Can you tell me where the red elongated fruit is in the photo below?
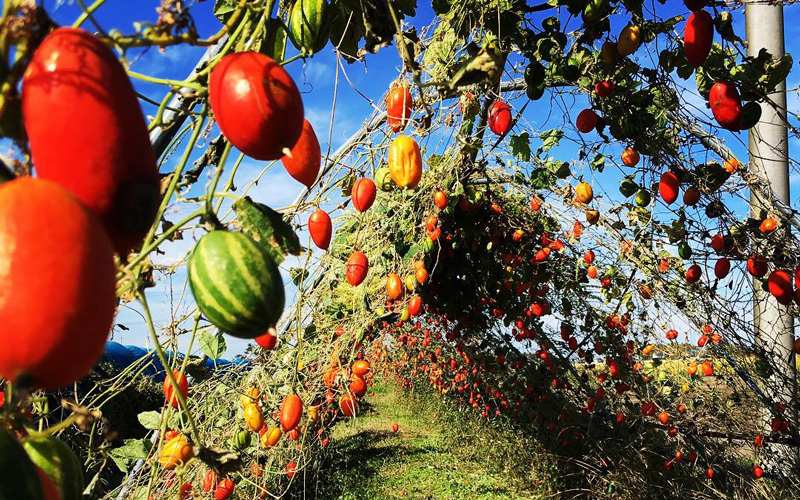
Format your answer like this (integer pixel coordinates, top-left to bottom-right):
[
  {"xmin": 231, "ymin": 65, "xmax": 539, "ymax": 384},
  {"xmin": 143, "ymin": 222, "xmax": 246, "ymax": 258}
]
[
  {"xmin": 22, "ymin": 27, "xmax": 159, "ymax": 256},
  {"xmin": 576, "ymin": 109, "xmax": 598, "ymax": 133},
  {"xmin": 709, "ymin": 82, "xmax": 742, "ymax": 131},
  {"xmin": 714, "ymin": 258, "xmax": 730, "ymax": 279},
  {"xmin": 434, "ymin": 190, "xmax": 448, "ymax": 209},
  {"xmin": 280, "ymin": 394, "xmax": 303, "ymax": 431},
  {"xmin": 659, "ymin": 171, "xmax": 679, "ymax": 204},
  {"xmin": 213, "ymin": 478, "xmax": 235, "ymax": 500},
  {"xmin": 684, "ymin": 10, "xmax": 713, "ymax": 68},
  {"xmin": 255, "ymin": 331, "xmax": 277, "ymax": 350},
  {"xmin": 747, "ymin": 255, "xmax": 769, "ymax": 277},
  {"xmin": 0, "ymin": 178, "xmax": 116, "ymax": 389},
  {"xmin": 409, "ymin": 296, "xmax": 422, "ymax": 316},
  {"xmin": 488, "ymin": 101, "xmax": 512, "ymax": 135},
  {"xmin": 351, "ymin": 178, "xmax": 376, "ymax": 212},
  {"xmin": 346, "ymin": 251, "xmax": 369, "ymax": 286},
  {"xmin": 795, "ymin": 263, "xmax": 800, "ymax": 289},
  {"xmin": 308, "ymin": 209, "xmax": 332, "ymax": 250},
  {"xmin": 686, "ymin": 264, "xmax": 702, "ymax": 283},
  {"xmin": 281, "ymin": 119, "xmax": 321, "ymax": 188},
  {"xmin": 386, "ymin": 84, "xmax": 413, "ymax": 132},
  {"xmin": 163, "ymin": 370, "xmax": 189, "ymax": 409},
  {"xmin": 768, "ymin": 270, "xmax": 793, "ymax": 305},
  {"xmin": 595, "ymin": 81, "xmax": 614, "ymax": 98},
  {"xmin": 209, "ymin": 52, "xmax": 304, "ymax": 160}
]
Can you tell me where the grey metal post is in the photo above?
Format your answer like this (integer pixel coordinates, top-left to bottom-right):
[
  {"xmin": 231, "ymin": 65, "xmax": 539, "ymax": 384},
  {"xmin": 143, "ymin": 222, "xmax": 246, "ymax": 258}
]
[{"xmin": 745, "ymin": 0, "xmax": 797, "ymax": 471}]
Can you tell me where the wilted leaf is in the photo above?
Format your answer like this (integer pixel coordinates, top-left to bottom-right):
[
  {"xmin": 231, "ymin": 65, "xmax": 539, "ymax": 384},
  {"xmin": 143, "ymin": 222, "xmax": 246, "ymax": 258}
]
[{"xmin": 233, "ymin": 197, "xmax": 302, "ymax": 264}]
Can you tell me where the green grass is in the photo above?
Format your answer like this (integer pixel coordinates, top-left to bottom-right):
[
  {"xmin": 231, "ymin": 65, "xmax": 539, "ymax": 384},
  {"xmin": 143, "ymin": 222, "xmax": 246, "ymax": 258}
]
[{"xmin": 313, "ymin": 384, "xmax": 539, "ymax": 500}]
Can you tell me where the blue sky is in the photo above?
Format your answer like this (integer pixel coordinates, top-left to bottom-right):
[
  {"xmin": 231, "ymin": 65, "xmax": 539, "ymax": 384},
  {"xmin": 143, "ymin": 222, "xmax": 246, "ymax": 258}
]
[{"xmin": 40, "ymin": 1, "xmax": 800, "ymax": 357}]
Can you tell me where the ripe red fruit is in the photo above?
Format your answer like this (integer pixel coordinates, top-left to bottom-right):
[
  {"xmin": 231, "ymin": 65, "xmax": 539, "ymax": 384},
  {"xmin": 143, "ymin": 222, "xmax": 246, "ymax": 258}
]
[
  {"xmin": 392, "ymin": 423, "xmax": 399, "ymax": 433},
  {"xmin": 203, "ymin": 470, "xmax": 219, "ymax": 492},
  {"xmin": 0, "ymin": 178, "xmax": 116, "ymax": 389},
  {"xmin": 286, "ymin": 462, "xmax": 297, "ymax": 478},
  {"xmin": 709, "ymin": 82, "xmax": 743, "ymax": 131},
  {"xmin": 768, "ymin": 270, "xmax": 793, "ymax": 305},
  {"xmin": 488, "ymin": 101, "xmax": 513, "ymax": 135},
  {"xmin": 659, "ymin": 171, "xmax": 680, "ymax": 204},
  {"xmin": 714, "ymin": 258, "xmax": 731, "ymax": 279},
  {"xmin": 308, "ymin": 209, "xmax": 332, "ymax": 250},
  {"xmin": 281, "ymin": 119, "xmax": 321, "ymax": 188},
  {"xmin": 280, "ymin": 394, "xmax": 303, "ymax": 432},
  {"xmin": 434, "ymin": 190, "xmax": 448, "ymax": 209},
  {"xmin": 683, "ymin": 187, "xmax": 701, "ymax": 206},
  {"xmin": 594, "ymin": 81, "xmax": 614, "ymax": 97},
  {"xmin": 684, "ymin": 10, "xmax": 713, "ymax": 68},
  {"xmin": 22, "ymin": 27, "xmax": 159, "ymax": 256},
  {"xmin": 409, "ymin": 296, "xmax": 423, "ymax": 316},
  {"xmin": 705, "ymin": 467, "xmax": 715, "ymax": 479},
  {"xmin": 576, "ymin": 109, "xmax": 598, "ymax": 133},
  {"xmin": 386, "ymin": 84, "xmax": 413, "ymax": 132},
  {"xmin": 255, "ymin": 331, "xmax": 277, "ymax": 350},
  {"xmin": 747, "ymin": 254, "xmax": 768, "ymax": 277},
  {"xmin": 701, "ymin": 360, "xmax": 714, "ymax": 376},
  {"xmin": 584, "ymin": 250, "xmax": 595, "ymax": 265},
  {"xmin": 351, "ymin": 178, "xmax": 377, "ymax": 212},
  {"xmin": 657, "ymin": 411, "xmax": 670, "ymax": 425},
  {"xmin": 164, "ymin": 370, "xmax": 189, "ymax": 409},
  {"xmin": 209, "ymin": 52, "xmax": 304, "ymax": 160},
  {"xmin": 213, "ymin": 478, "xmax": 235, "ymax": 500},
  {"xmin": 753, "ymin": 465, "xmax": 764, "ymax": 478},
  {"xmin": 346, "ymin": 251, "xmax": 369, "ymax": 286},
  {"xmin": 686, "ymin": 264, "xmax": 702, "ymax": 283}
]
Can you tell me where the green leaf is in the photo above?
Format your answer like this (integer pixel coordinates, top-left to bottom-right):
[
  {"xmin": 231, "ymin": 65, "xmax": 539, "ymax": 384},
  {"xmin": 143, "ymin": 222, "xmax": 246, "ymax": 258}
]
[
  {"xmin": 137, "ymin": 411, "xmax": 162, "ymax": 431},
  {"xmin": 591, "ymin": 153, "xmax": 605, "ymax": 172},
  {"xmin": 509, "ymin": 132, "xmax": 531, "ymax": 162},
  {"xmin": 289, "ymin": 267, "xmax": 305, "ymax": 286},
  {"xmin": 233, "ymin": 197, "xmax": 302, "ymax": 264},
  {"xmin": 109, "ymin": 439, "xmax": 152, "ymax": 473},
  {"xmin": 539, "ymin": 129, "xmax": 563, "ymax": 152},
  {"xmin": 199, "ymin": 331, "xmax": 226, "ymax": 360},
  {"xmin": 213, "ymin": 0, "xmax": 238, "ymax": 22},
  {"xmin": 402, "ymin": 244, "xmax": 420, "ymax": 263},
  {"xmin": 530, "ymin": 168, "xmax": 555, "ymax": 189}
]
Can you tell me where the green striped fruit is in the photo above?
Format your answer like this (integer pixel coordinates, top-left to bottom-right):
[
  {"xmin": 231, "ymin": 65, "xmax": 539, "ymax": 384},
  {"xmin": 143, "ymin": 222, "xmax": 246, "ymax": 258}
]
[
  {"xmin": 22, "ymin": 435, "xmax": 83, "ymax": 500},
  {"xmin": 0, "ymin": 427, "xmax": 44, "ymax": 500},
  {"xmin": 188, "ymin": 231, "xmax": 285, "ymax": 339},
  {"xmin": 233, "ymin": 429, "xmax": 251, "ymax": 450},
  {"xmin": 289, "ymin": 0, "xmax": 330, "ymax": 56},
  {"xmin": 375, "ymin": 167, "xmax": 395, "ymax": 192}
]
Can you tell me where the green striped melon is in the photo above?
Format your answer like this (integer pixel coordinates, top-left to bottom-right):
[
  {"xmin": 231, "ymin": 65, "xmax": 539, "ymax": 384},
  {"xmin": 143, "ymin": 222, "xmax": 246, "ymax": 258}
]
[
  {"xmin": 188, "ymin": 230, "xmax": 285, "ymax": 338},
  {"xmin": 0, "ymin": 427, "xmax": 44, "ymax": 500},
  {"xmin": 22, "ymin": 435, "xmax": 83, "ymax": 500},
  {"xmin": 289, "ymin": 0, "xmax": 330, "ymax": 55}
]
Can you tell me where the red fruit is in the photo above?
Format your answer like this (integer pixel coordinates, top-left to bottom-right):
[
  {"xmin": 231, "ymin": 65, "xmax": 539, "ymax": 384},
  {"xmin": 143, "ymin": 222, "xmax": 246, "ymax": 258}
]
[
  {"xmin": 683, "ymin": 187, "xmax": 701, "ymax": 206},
  {"xmin": 686, "ymin": 264, "xmax": 702, "ymax": 283},
  {"xmin": 36, "ymin": 467, "xmax": 61, "ymax": 500},
  {"xmin": 351, "ymin": 178, "xmax": 377, "ymax": 212},
  {"xmin": 753, "ymin": 465, "xmax": 764, "ymax": 478},
  {"xmin": 209, "ymin": 52, "xmax": 304, "ymax": 160},
  {"xmin": 616, "ymin": 411, "xmax": 625, "ymax": 424},
  {"xmin": 684, "ymin": 10, "xmax": 713, "ymax": 68},
  {"xmin": 709, "ymin": 82, "xmax": 743, "ymax": 131},
  {"xmin": 0, "ymin": 178, "xmax": 116, "ymax": 389},
  {"xmin": 584, "ymin": 250, "xmax": 595, "ymax": 265},
  {"xmin": 714, "ymin": 258, "xmax": 731, "ymax": 279},
  {"xmin": 434, "ymin": 190, "xmax": 448, "ymax": 209},
  {"xmin": 684, "ymin": 0, "xmax": 708, "ymax": 11},
  {"xmin": 795, "ymin": 263, "xmax": 800, "ymax": 289},
  {"xmin": 576, "ymin": 109, "xmax": 598, "ymax": 133},
  {"xmin": 488, "ymin": 101, "xmax": 512, "ymax": 135},
  {"xmin": 286, "ymin": 462, "xmax": 297, "ymax": 478},
  {"xmin": 701, "ymin": 360, "xmax": 714, "ymax": 376},
  {"xmin": 281, "ymin": 119, "xmax": 321, "ymax": 188},
  {"xmin": 213, "ymin": 478, "xmax": 235, "ymax": 500},
  {"xmin": 346, "ymin": 251, "xmax": 369, "ymax": 286},
  {"xmin": 657, "ymin": 411, "xmax": 669, "ymax": 425},
  {"xmin": 308, "ymin": 209, "xmax": 332, "ymax": 250},
  {"xmin": 747, "ymin": 254, "xmax": 768, "ymax": 277},
  {"xmin": 594, "ymin": 81, "xmax": 614, "ymax": 97},
  {"xmin": 409, "ymin": 296, "xmax": 423, "ymax": 316},
  {"xmin": 280, "ymin": 394, "xmax": 303, "ymax": 432},
  {"xmin": 22, "ymin": 27, "xmax": 159, "ymax": 255},
  {"xmin": 710, "ymin": 234, "xmax": 725, "ymax": 254},
  {"xmin": 392, "ymin": 423, "xmax": 399, "ymax": 433},
  {"xmin": 659, "ymin": 171, "xmax": 680, "ymax": 204},
  {"xmin": 203, "ymin": 470, "xmax": 219, "ymax": 492},
  {"xmin": 705, "ymin": 467, "xmax": 715, "ymax": 479},
  {"xmin": 768, "ymin": 270, "xmax": 793, "ymax": 305},
  {"xmin": 386, "ymin": 84, "xmax": 413, "ymax": 132},
  {"xmin": 164, "ymin": 370, "xmax": 189, "ymax": 409},
  {"xmin": 255, "ymin": 331, "xmax": 277, "ymax": 350},
  {"xmin": 339, "ymin": 394, "xmax": 358, "ymax": 417},
  {"xmin": 349, "ymin": 374, "xmax": 367, "ymax": 397}
]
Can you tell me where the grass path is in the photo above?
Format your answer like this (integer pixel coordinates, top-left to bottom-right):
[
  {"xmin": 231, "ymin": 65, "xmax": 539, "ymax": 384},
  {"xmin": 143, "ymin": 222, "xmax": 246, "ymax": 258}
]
[{"xmin": 313, "ymin": 384, "xmax": 538, "ymax": 500}]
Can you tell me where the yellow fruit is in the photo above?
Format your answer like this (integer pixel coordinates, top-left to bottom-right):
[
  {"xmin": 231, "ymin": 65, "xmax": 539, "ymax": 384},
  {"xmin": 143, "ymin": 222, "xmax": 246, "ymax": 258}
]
[
  {"xmin": 586, "ymin": 209, "xmax": 600, "ymax": 225},
  {"xmin": 159, "ymin": 434, "xmax": 194, "ymax": 470},
  {"xmin": 307, "ymin": 405, "xmax": 320, "ymax": 423},
  {"xmin": 244, "ymin": 403, "xmax": 265, "ymax": 431},
  {"xmin": 260, "ymin": 427, "xmax": 282, "ymax": 448},
  {"xmin": 400, "ymin": 308, "xmax": 410, "ymax": 322},
  {"xmin": 242, "ymin": 387, "xmax": 260, "ymax": 408},
  {"xmin": 681, "ymin": 383, "xmax": 690, "ymax": 394},
  {"xmin": 617, "ymin": 25, "xmax": 641, "ymax": 56},
  {"xmin": 404, "ymin": 275, "xmax": 416, "ymax": 291},
  {"xmin": 576, "ymin": 182, "xmax": 594, "ymax": 204}
]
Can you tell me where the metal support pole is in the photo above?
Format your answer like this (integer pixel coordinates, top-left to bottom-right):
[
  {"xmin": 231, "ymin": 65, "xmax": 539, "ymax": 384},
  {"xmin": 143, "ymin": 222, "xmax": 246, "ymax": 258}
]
[{"xmin": 745, "ymin": 0, "xmax": 797, "ymax": 472}]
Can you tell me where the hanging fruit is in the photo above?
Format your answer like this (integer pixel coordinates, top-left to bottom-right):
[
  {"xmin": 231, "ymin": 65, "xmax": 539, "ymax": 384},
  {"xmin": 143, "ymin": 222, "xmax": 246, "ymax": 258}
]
[
  {"xmin": 387, "ymin": 273, "xmax": 404, "ymax": 300},
  {"xmin": 0, "ymin": 178, "xmax": 116, "ymax": 390},
  {"xmin": 768, "ymin": 270, "xmax": 793, "ymax": 305},
  {"xmin": 188, "ymin": 231, "xmax": 285, "ymax": 339},
  {"xmin": 280, "ymin": 395, "xmax": 303, "ymax": 432},
  {"xmin": 163, "ymin": 371, "xmax": 189, "ymax": 409},
  {"xmin": 709, "ymin": 82, "xmax": 742, "ymax": 131},
  {"xmin": 686, "ymin": 264, "xmax": 702, "ymax": 283},
  {"xmin": 339, "ymin": 394, "xmax": 358, "ymax": 417},
  {"xmin": 684, "ymin": 10, "xmax": 713, "ymax": 68},
  {"xmin": 289, "ymin": 0, "xmax": 330, "ymax": 56},
  {"xmin": 409, "ymin": 296, "xmax": 423, "ymax": 316},
  {"xmin": 621, "ymin": 148, "xmax": 639, "ymax": 167},
  {"xmin": 714, "ymin": 258, "xmax": 731, "ymax": 279},
  {"xmin": 576, "ymin": 109, "xmax": 598, "ymax": 133},
  {"xmin": 159, "ymin": 434, "xmax": 194, "ymax": 470},
  {"xmin": 0, "ymin": 428, "xmax": 46, "ymax": 500},
  {"xmin": 659, "ymin": 171, "xmax": 680, "ymax": 204},
  {"xmin": 281, "ymin": 119, "xmax": 321, "ymax": 188},
  {"xmin": 308, "ymin": 209, "xmax": 332, "ymax": 250},
  {"xmin": 255, "ymin": 331, "xmax": 278, "ymax": 350},
  {"xmin": 351, "ymin": 178, "xmax": 377, "ymax": 211},
  {"xmin": 594, "ymin": 81, "xmax": 614, "ymax": 98},
  {"xmin": 346, "ymin": 251, "xmax": 369, "ymax": 286},
  {"xmin": 22, "ymin": 435, "xmax": 84, "ymax": 500},
  {"xmin": 747, "ymin": 254, "xmax": 768, "ymax": 277},
  {"xmin": 375, "ymin": 167, "xmax": 395, "ymax": 191},
  {"xmin": 388, "ymin": 135, "xmax": 423, "ymax": 189},
  {"xmin": 434, "ymin": 190, "xmax": 448, "ymax": 209},
  {"xmin": 386, "ymin": 84, "xmax": 413, "ymax": 132},
  {"xmin": 576, "ymin": 182, "xmax": 594, "ymax": 204},
  {"xmin": 488, "ymin": 101, "xmax": 512, "ymax": 135},
  {"xmin": 617, "ymin": 25, "xmax": 641, "ymax": 56},
  {"xmin": 22, "ymin": 27, "xmax": 160, "ymax": 256},
  {"xmin": 209, "ymin": 52, "xmax": 304, "ymax": 160}
]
